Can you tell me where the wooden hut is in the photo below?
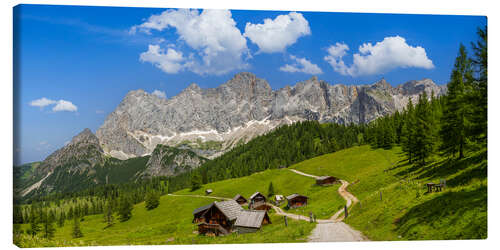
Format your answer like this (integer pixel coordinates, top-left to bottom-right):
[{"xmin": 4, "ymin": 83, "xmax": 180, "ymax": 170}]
[
  {"xmin": 234, "ymin": 210, "xmax": 271, "ymax": 234},
  {"xmin": 286, "ymin": 194, "xmax": 308, "ymax": 209},
  {"xmin": 316, "ymin": 176, "xmax": 339, "ymax": 186},
  {"xmin": 205, "ymin": 189, "xmax": 213, "ymax": 195},
  {"xmin": 194, "ymin": 200, "xmax": 242, "ymax": 236},
  {"xmin": 233, "ymin": 194, "xmax": 248, "ymax": 205},
  {"xmin": 249, "ymin": 192, "xmax": 267, "ymax": 210}
]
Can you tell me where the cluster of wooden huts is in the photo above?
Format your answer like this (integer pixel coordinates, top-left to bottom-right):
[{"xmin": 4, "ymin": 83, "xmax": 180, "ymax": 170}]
[
  {"xmin": 192, "ymin": 174, "xmax": 338, "ymax": 236},
  {"xmin": 192, "ymin": 197, "xmax": 271, "ymax": 236}
]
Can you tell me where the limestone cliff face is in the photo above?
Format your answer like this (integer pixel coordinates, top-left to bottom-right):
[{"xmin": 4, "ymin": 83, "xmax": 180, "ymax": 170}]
[
  {"xmin": 138, "ymin": 144, "xmax": 208, "ymax": 179},
  {"xmin": 96, "ymin": 72, "xmax": 446, "ymax": 160}
]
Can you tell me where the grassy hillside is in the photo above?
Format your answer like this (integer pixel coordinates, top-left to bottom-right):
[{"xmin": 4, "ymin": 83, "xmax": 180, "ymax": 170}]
[
  {"xmin": 16, "ymin": 195, "xmax": 315, "ymax": 247},
  {"xmin": 176, "ymin": 168, "xmax": 345, "ymax": 219},
  {"xmin": 291, "ymin": 145, "xmax": 487, "ymax": 240},
  {"xmin": 14, "ymin": 145, "xmax": 487, "ymax": 246}
]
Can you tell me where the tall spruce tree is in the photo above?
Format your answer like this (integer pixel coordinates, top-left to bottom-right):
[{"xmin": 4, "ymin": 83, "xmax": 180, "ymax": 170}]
[
  {"xmin": 401, "ymin": 99, "xmax": 416, "ymax": 163},
  {"xmin": 470, "ymin": 26, "xmax": 487, "ymax": 143},
  {"xmin": 267, "ymin": 182, "xmax": 275, "ymax": 198},
  {"xmin": 72, "ymin": 217, "xmax": 83, "ymax": 238},
  {"xmin": 414, "ymin": 92, "xmax": 434, "ymax": 165},
  {"xmin": 440, "ymin": 44, "xmax": 474, "ymax": 159},
  {"xmin": 118, "ymin": 196, "xmax": 133, "ymax": 222}
]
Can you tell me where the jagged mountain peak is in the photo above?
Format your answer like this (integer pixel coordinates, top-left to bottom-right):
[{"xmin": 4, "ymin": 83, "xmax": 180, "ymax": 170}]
[{"xmin": 95, "ymin": 72, "xmax": 446, "ymax": 160}]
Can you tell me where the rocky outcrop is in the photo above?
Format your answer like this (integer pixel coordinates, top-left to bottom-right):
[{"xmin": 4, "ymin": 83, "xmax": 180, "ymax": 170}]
[
  {"xmin": 138, "ymin": 144, "xmax": 208, "ymax": 179},
  {"xmin": 96, "ymin": 72, "xmax": 446, "ymax": 159}
]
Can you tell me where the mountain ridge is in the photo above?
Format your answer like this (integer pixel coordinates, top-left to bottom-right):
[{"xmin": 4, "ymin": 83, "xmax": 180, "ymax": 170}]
[{"xmin": 96, "ymin": 72, "xmax": 446, "ymax": 160}]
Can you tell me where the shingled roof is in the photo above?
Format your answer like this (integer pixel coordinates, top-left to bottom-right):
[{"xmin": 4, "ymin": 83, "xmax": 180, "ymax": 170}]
[
  {"xmin": 233, "ymin": 194, "xmax": 246, "ymax": 200},
  {"xmin": 192, "ymin": 203, "xmax": 214, "ymax": 215},
  {"xmin": 249, "ymin": 192, "xmax": 265, "ymax": 200},
  {"xmin": 234, "ymin": 210, "xmax": 268, "ymax": 229},
  {"xmin": 286, "ymin": 193, "xmax": 308, "ymax": 200},
  {"xmin": 214, "ymin": 200, "xmax": 243, "ymax": 221}
]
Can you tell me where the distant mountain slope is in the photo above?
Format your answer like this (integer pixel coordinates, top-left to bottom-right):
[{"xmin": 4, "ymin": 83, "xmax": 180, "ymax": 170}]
[
  {"xmin": 17, "ymin": 129, "xmax": 205, "ymax": 200},
  {"xmin": 96, "ymin": 72, "xmax": 446, "ymax": 160}
]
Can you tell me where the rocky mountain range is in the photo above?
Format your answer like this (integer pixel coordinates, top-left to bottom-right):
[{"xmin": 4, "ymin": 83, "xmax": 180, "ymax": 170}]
[
  {"xmin": 18, "ymin": 72, "xmax": 446, "ymax": 198},
  {"xmin": 96, "ymin": 72, "xmax": 446, "ymax": 160}
]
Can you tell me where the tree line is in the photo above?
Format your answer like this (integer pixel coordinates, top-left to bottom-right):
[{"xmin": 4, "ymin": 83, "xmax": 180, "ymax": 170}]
[{"xmin": 364, "ymin": 26, "xmax": 487, "ymax": 165}]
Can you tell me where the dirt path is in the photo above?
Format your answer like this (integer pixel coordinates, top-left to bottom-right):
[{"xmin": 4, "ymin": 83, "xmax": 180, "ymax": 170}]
[
  {"xmin": 286, "ymin": 168, "xmax": 368, "ymax": 241},
  {"xmin": 167, "ymin": 193, "xmax": 229, "ymax": 200}
]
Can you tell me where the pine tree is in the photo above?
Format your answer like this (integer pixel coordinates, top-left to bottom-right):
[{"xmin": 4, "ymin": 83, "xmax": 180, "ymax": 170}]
[
  {"xmin": 145, "ymin": 191, "xmax": 160, "ymax": 210},
  {"xmin": 267, "ymin": 182, "xmax": 275, "ymax": 198},
  {"xmin": 470, "ymin": 26, "xmax": 487, "ymax": 143},
  {"xmin": 401, "ymin": 99, "xmax": 416, "ymax": 163},
  {"xmin": 29, "ymin": 211, "xmax": 41, "ymax": 236},
  {"xmin": 41, "ymin": 209, "xmax": 55, "ymax": 239},
  {"xmin": 72, "ymin": 217, "xmax": 83, "ymax": 238},
  {"xmin": 413, "ymin": 92, "xmax": 434, "ymax": 165},
  {"xmin": 103, "ymin": 201, "xmax": 114, "ymax": 228},
  {"xmin": 118, "ymin": 197, "xmax": 133, "ymax": 222},
  {"xmin": 57, "ymin": 211, "xmax": 65, "ymax": 228},
  {"xmin": 441, "ymin": 44, "xmax": 474, "ymax": 159},
  {"xmin": 191, "ymin": 172, "xmax": 202, "ymax": 191}
]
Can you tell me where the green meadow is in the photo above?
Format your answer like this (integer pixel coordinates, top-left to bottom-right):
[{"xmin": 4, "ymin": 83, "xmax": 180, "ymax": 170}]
[{"xmin": 14, "ymin": 145, "xmax": 487, "ymax": 246}]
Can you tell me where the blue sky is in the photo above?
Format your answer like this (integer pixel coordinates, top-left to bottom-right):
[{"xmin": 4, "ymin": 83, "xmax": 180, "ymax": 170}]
[{"xmin": 13, "ymin": 4, "xmax": 486, "ymax": 165}]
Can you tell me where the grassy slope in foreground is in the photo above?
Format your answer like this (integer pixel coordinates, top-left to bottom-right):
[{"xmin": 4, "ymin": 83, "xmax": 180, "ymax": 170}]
[
  {"xmin": 291, "ymin": 145, "xmax": 487, "ymax": 240},
  {"xmin": 17, "ymin": 164, "xmax": 345, "ymax": 246},
  {"xmin": 16, "ymin": 195, "xmax": 315, "ymax": 247}
]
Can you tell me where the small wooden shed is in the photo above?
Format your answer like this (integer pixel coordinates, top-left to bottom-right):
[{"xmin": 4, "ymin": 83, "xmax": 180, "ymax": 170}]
[
  {"xmin": 286, "ymin": 194, "xmax": 308, "ymax": 209},
  {"xmin": 249, "ymin": 192, "xmax": 267, "ymax": 210},
  {"xmin": 205, "ymin": 189, "xmax": 213, "ymax": 195},
  {"xmin": 234, "ymin": 210, "xmax": 271, "ymax": 234},
  {"xmin": 274, "ymin": 195, "xmax": 285, "ymax": 206},
  {"xmin": 316, "ymin": 176, "xmax": 339, "ymax": 186},
  {"xmin": 233, "ymin": 194, "xmax": 248, "ymax": 205}
]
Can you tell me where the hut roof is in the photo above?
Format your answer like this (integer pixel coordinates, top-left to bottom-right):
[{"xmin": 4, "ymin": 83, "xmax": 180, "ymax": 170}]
[
  {"xmin": 286, "ymin": 193, "xmax": 308, "ymax": 200},
  {"xmin": 249, "ymin": 192, "xmax": 265, "ymax": 200},
  {"xmin": 214, "ymin": 200, "xmax": 243, "ymax": 221},
  {"xmin": 206, "ymin": 189, "xmax": 213, "ymax": 192},
  {"xmin": 317, "ymin": 176, "xmax": 335, "ymax": 181},
  {"xmin": 192, "ymin": 203, "xmax": 213, "ymax": 215},
  {"xmin": 234, "ymin": 210, "xmax": 267, "ymax": 229},
  {"xmin": 233, "ymin": 194, "xmax": 246, "ymax": 201},
  {"xmin": 275, "ymin": 195, "xmax": 284, "ymax": 201}
]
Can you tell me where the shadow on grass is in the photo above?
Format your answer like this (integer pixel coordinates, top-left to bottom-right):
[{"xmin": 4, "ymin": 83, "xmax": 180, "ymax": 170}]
[
  {"xmin": 394, "ymin": 150, "xmax": 487, "ymax": 183},
  {"xmin": 396, "ymin": 185, "xmax": 487, "ymax": 240}
]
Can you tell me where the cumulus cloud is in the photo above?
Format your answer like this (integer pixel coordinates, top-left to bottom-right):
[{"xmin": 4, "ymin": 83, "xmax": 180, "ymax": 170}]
[
  {"xmin": 244, "ymin": 12, "xmax": 311, "ymax": 53},
  {"xmin": 29, "ymin": 97, "xmax": 56, "ymax": 108},
  {"xmin": 324, "ymin": 36, "xmax": 434, "ymax": 76},
  {"xmin": 151, "ymin": 89, "xmax": 167, "ymax": 99},
  {"xmin": 140, "ymin": 45, "xmax": 185, "ymax": 74},
  {"xmin": 52, "ymin": 100, "xmax": 78, "ymax": 112},
  {"xmin": 131, "ymin": 9, "xmax": 248, "ymax": 75},
  {"xmin": 280, "ymin": 55, "xmax": 322, "ymax": 75},
  {"xmin": 30, "ymin": 98, "xmax": 78, "ymax": 112}
]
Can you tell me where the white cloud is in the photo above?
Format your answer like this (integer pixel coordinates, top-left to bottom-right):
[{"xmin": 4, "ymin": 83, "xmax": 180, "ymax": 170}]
[
  {"xmin": 29, "ymin": 97, "xmax": 56, "ymax": 108},
  {"xmin": 140, "ymin": 45, "xmax": 185, "ymax": 74},
  {"xmin": 244, "ymin": 12, "xmax": 311, "ymax": 53},
  {"xmin": 132, "ymin": 9, "xmax": 248, "ymax": 75},
  {"xmin": 52, "ymin": 100, "xmax": 78, "ymax": 112},
  {"xmin": 279, "ymin": 55, "xmax": 322, "ymax": 75},
  {"xmin": 324, "ymin": 36, "xmax": 434, "ymax": 76},
  {"xmin": 30, "ymin": 97, "xmax": 78, "ymax": 112},
  {"xmin": 151, "ymin": 89, "xmax": 167, "ymax": 99}
]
